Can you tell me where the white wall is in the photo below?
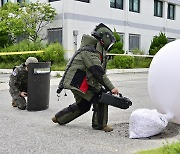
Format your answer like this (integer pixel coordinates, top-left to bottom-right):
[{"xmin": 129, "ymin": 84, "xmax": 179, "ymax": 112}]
[
  {"xmin": 9, "ymin": 0, "xmax": 180, "ymax": 56},
  {"xmin": 50, "ymin": 0, "xmax": 180, "ymax": 55}
]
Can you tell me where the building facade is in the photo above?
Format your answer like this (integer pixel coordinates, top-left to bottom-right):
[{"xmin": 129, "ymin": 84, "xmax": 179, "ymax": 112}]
[{"xmin": 1, "ymin": 0, "xmax": 180, "ymax": 57}]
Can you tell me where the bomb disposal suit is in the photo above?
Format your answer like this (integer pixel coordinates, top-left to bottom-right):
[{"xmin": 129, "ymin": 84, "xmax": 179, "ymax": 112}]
[{"xmin": 54, "ymin": 23, "xmax": 117, "ymax": 131}]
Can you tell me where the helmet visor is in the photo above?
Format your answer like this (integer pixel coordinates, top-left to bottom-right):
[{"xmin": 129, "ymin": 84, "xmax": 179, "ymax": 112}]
[
  {"xmin": 104, "ymin": 31, "xmax": 116, "ymax": 51},
  {"xmin": 107, "ymin": 42, "xmax": 115, "ymax": 51}
]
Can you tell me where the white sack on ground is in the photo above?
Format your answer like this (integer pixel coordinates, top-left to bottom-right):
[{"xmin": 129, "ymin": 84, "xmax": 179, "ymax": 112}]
[{"xmin": 129, "ymin": 108, "xmax": 173, "ymax": 139}]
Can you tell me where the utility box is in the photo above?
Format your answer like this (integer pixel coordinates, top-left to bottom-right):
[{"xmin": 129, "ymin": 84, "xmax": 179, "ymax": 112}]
[{"xmin": 27, "ymin": 62, "xmax": 51, "ymax": 111}]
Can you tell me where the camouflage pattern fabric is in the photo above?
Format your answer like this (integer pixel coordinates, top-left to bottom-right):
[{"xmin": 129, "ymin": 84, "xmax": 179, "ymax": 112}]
[{"xmin": 9, "ymin": 64, "xmax": 28, "ymax": 109}]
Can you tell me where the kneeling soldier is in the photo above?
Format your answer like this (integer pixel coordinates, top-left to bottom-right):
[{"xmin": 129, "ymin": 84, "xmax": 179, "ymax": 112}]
[{"xmin": 9, "ymin": 57, "xmax": 38, "ymax": 110}]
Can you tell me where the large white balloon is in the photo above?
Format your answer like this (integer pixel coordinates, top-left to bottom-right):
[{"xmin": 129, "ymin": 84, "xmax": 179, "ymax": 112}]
[{"xmin": 148, "ymin": 39, "xmax": 180, "ymax": 124}]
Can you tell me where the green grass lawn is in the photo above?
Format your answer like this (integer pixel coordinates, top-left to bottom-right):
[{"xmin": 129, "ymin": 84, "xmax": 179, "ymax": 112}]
[{"xmin": 136, "ymin": 141, "xmax": 180, "ymax": 154}]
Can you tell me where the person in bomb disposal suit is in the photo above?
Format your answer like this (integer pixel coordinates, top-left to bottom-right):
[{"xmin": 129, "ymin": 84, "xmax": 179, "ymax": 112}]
[
  {"xmin": 9, "ymin": 57, "xmax": 38, "ymax": 110},
  {"xmin": 52, "ymin": 23, "xmax": 119, "ymax": 132}
]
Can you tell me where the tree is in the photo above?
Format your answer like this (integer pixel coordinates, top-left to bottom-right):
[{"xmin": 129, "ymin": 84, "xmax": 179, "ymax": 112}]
[
  {"xmin": 0, "ymin": 1, "xmax": 56, "ymax": 47},
  {"xmin": 149, "ymin": 32, "xmax": 168, "ymax": 55},
  {"xmin": 0, "ymin": 2, "xmax": 24, "ymax": 47},
  {"xmin": 22, "ymin": 1, "xmax": 56, "ymax": 42}
]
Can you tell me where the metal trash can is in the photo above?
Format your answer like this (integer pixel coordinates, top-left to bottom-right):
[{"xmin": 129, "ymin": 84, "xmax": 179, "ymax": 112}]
[{"xmin": 27, "ymin": 62, "xmax": 51, "ymax": 111}]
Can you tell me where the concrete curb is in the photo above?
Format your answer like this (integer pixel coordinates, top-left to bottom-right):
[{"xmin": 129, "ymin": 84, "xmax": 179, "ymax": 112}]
[
  {"xmin": 0, "ymin": 68, "xmax": 149, "ymax": 77},
  {"xmin": 0, "ymin": 69, "xmax": 12, "ymax": 74},
  {"xmin": 106, "ymin": 68, "xmax": 149, "ymax": 74}
]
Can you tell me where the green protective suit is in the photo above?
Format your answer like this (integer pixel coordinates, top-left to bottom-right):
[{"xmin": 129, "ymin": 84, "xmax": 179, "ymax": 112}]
[{"xmin": 55, "ymin": 35, "xmax": 115, "ymax": 129}]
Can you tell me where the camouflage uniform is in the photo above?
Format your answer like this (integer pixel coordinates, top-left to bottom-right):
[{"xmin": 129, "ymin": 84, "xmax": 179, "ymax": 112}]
[
  {"xmin": 9, "ymin": 64, "xmax": 28, "ymax": 110},
  {"xmin": 54, "ymin": 34, "xmax": 115, "ymax": 130}
]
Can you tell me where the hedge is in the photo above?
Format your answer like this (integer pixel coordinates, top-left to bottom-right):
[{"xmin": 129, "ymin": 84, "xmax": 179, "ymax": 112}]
[
  {"xmin": 0, "ymin": 40, "xmax": 65, "ymax": 65},
  {"xmin": 107, "ymin": 55, "xmax": 153, "ymax": 69}
]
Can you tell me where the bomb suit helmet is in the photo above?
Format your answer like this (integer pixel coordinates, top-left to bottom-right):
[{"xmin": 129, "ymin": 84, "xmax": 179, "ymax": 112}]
[{"xmin": 91, "ymin": 23, "xmax": 116, "ymax": 51}]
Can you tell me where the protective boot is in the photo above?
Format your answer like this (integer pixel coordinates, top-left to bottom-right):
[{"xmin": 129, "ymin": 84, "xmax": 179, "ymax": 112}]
[
  {"xmin": 92, "ymin": 103, "xmax": 108, "ymax": 130},
  {"xmin": 16, "ymin": 97, "xmax": 26, "ymax": 110},
  {"xmin": 12, "ymin": 101, "xmax": 17, "ymax": 107},
  {"xmin": 18, "ymin": 105, "xmax": 26, "ymax": 110},
  {"xmin": 52, "ymin": 116, "xmax": 58, "ymax": 123},
  {"xmin": 103, "ymin": 125, "xmax": 113, "ymax": 132},
  {"xmin": 17, "ymin": 102, "xmax": 26, "ymax": 110}
]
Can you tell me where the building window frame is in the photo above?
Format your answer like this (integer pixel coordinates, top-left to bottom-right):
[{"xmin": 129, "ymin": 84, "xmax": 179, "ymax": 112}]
[
  {"xmin": 110, "ymin": 0, "xmax": 123, "ymax": 10},
  {"xmin": 167, "ymin": 3, "xmax": 175, "ymax": 20},
  {"xmin": 129, "ymin": 34, "xmax": 140, "ymax": 52},
  {"xmin": 47, "ymin": 28, "xmax": 63, "ymax": 44},
  {"xmin": 17, "ymin": 0, "xmax": 23, "ymax": 3},
  {"xmin": 1, "ymin": 0, "xmax": 8, "ymax": 6},
  {"xmin": 154, "ymin": 0, "xmax": 163, "ymax": 17},
  {"xmin": 49, "ymin": 0, "xmax": 61, "ymax": 2},
  {"xmin": 75, "ymin": 0, "xmax": 90, "ymax": 3},
  {"xmin": 17, "ymin": 0, "xmax": 29, "ymax": 4},
  {"xmin": 167, "ymin": 37, "xmax": 176, "ymax": 43},
  {"xmin": 129, "ymin": 0, "xmax": 140, "ymax": 13}
]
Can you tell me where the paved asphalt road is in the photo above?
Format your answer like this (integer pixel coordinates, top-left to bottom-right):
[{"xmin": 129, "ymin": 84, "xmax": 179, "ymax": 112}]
[{"xmin": 0, "ymin": 72, "xmax": 180, "ymax": 154}]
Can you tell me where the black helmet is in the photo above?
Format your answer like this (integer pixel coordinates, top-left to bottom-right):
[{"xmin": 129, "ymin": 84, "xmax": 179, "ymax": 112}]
[{"xmin": 91, "ymin": 23, "xmax": 116, "ymax": 50}]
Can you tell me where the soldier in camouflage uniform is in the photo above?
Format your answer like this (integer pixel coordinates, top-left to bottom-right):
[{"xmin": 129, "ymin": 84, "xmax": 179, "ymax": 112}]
[
  {"xmin": 9, "ymin": 57, "xmax": 38, "ymax": 110},
  {"xmin": 52, "ymin": 23, "xmax": 118, "ymax": 132}
]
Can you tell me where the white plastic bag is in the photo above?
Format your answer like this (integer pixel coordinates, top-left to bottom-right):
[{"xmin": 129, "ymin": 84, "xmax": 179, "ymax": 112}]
[{"xmin": 129, "ymin": 108, "xmax": 173, "ymax": 139}]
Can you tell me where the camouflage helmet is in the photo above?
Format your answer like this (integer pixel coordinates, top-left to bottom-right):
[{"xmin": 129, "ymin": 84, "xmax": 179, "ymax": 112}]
[
  {"xmin": 91, "ymin": 23, "xmax": 116, "ymax": 50},
  {"xmin": 25, "ymin": 57, "xmax": 38, "ymax": 66}
]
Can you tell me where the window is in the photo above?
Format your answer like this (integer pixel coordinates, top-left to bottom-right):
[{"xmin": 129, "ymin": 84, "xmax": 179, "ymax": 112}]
[
  {"xmin": 167, "ymin": 37, "xmax": 176, "ymax": 43},
  {"xmin": 75, "ymin": 0, "xmax": 89, "ymax": 3},
  {"xmin": 110, "ymin": 0, "xmax": 123, "ymax": 10},
  {"xmin": 117, "ymin": 32, "xmax": 124, "ymax": 42},
  {"xmin": 16, "ymin": 35, "xmax": 29, "ymax": 43},
  {"xmin": 16, "ymin": 0, "xmax": 29, "ymax": 6},
  {"xmin": 49, "ymin": 0, "xmax": 61, "ymax": 2},
  {"xmin": 129, "ymin": 0, "xmax": 140, "ymax": 13},
  {"xmin": 154, "ymin": 0, "xmax": 163, "ymax": 17},
  {"xmin": 1, "ymin": 0, "xmax": 8, "ymax": 6},
  {"xmin": 168, "ymin": 3, "xmax": 175, "ymax": 20},
  {"xmin": 129, "ymin": 34, "xmax": 140, "ymax": 52},
  {"xmin": 48, "ymin": 28, "xmax": 62, "ymax": 44},
  {"xmin": 17, "ymin": 0, "xmax": 23, "ymax": 3}
]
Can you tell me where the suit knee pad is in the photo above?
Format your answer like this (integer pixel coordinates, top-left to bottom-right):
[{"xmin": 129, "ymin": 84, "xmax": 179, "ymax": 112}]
[{"xmin": 77, "ymin": 99, "xmax": 92, "ymax": 113}]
